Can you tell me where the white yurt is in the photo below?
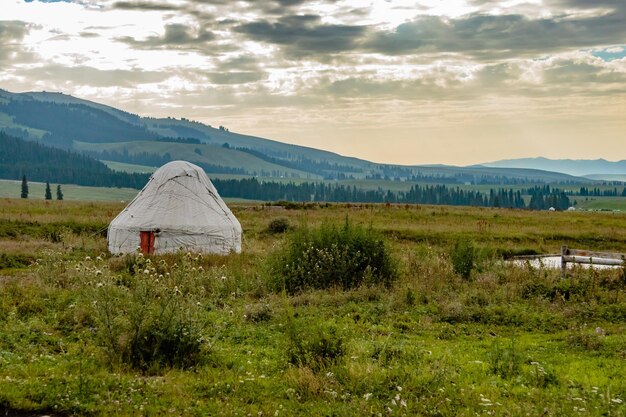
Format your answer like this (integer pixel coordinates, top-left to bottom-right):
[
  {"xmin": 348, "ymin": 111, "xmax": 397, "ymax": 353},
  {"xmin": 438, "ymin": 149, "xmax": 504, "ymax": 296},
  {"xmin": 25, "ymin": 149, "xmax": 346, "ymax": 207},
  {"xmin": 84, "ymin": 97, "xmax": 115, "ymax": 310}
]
[{"xmin": 108, "ymin": 160, "xmax": 242, "ymax": 255}]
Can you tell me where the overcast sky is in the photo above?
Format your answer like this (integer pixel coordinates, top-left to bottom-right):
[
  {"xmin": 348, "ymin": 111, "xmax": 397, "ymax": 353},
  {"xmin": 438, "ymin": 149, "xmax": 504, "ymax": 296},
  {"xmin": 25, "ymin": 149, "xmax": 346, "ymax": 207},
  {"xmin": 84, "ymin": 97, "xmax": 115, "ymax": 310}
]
[{"xmin": 1, "ymin": 0, "xmax": 625, "ymax": 165}]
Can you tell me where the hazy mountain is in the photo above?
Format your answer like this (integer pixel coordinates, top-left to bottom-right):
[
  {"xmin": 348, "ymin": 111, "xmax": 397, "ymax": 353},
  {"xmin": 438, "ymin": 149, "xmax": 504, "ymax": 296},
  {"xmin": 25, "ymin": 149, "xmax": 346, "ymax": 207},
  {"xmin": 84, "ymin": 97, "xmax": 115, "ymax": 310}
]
[
  {"xmin": 0, "ymin": 88, "xmax": 596, "ymax": 185},
  {"xmin": 480, "ymin": 157, "xmax": 626, "ymax": 178}
]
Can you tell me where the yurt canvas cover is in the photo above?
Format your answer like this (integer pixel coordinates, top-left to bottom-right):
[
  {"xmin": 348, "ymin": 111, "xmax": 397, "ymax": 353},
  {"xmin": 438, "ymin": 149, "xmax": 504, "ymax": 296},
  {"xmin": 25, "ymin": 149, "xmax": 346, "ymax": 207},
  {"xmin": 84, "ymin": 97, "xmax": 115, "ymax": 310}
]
[{"xmin": 108, "ymin": 160, "xmax": 242, "ymax": 255}]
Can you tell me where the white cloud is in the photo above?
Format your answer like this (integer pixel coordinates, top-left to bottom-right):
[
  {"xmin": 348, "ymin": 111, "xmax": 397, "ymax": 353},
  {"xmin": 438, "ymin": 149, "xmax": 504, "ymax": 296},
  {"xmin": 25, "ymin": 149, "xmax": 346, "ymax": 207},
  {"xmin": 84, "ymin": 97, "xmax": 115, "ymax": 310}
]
[{"xmin": 1, "ymin": 0, "xmax": 625, "ymax": 164}]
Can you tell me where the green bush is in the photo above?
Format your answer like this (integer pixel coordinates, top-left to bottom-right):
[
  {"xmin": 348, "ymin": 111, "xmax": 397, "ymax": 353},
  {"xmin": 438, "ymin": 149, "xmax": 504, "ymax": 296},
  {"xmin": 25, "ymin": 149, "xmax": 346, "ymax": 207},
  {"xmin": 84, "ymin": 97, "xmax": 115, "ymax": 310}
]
[
  {"xmin": 90, "ymin": 259, "xmax": 207, "ymax": 372},
  {"xmin": 268, "ymin": 220, "xmax": 398, "ymax": 293},
  {"xmin": 266, "ymin": 217, "xmax": 290, "ymax": 234},
  {"xmin": 285, "ymin": 318, "xmax": 344, "ymax": 371},
  {"xmin": 451, "ymin": 238, "xmax": 475, "ymax": 280}
]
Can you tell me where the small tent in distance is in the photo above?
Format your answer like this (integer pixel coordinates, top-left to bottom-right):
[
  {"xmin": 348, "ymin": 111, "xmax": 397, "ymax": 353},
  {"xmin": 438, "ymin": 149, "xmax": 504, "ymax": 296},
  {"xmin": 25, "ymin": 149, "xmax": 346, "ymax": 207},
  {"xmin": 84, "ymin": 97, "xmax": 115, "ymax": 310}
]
[{"xmin": 108, "ymin": 160, "xmax": 242, "ymax": 255}]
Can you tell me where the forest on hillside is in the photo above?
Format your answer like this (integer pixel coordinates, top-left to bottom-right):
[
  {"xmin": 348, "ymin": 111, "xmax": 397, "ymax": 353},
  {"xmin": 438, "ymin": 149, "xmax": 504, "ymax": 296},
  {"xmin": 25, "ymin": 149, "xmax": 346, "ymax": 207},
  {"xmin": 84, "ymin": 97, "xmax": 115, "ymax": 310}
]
[{"xmin": 0, "ymin": 131, "xmax": 149, "ymax": 188}]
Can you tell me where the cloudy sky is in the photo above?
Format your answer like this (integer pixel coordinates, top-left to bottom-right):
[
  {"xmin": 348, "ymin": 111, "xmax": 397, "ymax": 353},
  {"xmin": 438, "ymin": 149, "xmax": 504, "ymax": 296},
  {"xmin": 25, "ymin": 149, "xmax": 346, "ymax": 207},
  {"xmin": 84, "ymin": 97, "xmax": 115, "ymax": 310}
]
[{"xmin": 1, "ymin": 0, "xmax": 625, "ymax": 165}]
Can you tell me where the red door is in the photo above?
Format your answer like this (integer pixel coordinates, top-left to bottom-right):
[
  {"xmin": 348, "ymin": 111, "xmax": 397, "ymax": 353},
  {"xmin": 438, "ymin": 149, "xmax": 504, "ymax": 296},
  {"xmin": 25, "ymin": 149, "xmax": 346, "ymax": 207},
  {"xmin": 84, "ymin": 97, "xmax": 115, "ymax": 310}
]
[{"xmin": 139, "ymin": 231, "xmax": 155, "ymax": 254}]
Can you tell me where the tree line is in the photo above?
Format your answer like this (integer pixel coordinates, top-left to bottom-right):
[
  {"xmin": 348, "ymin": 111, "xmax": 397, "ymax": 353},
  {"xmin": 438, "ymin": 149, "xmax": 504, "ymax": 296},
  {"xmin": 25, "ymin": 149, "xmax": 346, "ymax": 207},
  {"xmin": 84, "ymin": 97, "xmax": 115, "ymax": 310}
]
[
  {"xmin": 0, "ymin": 131, "xmax": 575, "ymax": 209},
  {"xmin": 0, "ymin": 131, "xmax": 150, "ymax": 188},
  {"xmin": 212, "ymin": 178, "xmax": 572, "ymax": 209}
]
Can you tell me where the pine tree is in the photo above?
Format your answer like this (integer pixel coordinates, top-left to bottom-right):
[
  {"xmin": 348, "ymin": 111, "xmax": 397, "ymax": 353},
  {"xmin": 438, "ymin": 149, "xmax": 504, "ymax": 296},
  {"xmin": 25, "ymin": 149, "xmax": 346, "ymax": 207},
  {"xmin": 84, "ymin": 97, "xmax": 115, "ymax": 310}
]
[
  {"xmin": 56, "ymin": 185, "xmax": 63, "ymax": 201},
  {"xmin": 45, "ymin": 181, "xmax": 52, "ymax": 200},
  {"xmin": 21, "ymin": 175, "xmax": 28, "ymax": 199}
]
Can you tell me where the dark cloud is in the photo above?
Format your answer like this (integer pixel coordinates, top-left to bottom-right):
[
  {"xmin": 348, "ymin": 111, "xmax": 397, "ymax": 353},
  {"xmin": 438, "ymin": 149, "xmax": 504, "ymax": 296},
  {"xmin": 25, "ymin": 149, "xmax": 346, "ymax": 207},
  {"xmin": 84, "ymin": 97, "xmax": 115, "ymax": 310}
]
[
  {"xmin": 543, "ymin": 60, "xmax": 626, "ymax": 86},
  {"xmin": 109, "ymin": 0, "xmax": 331, "ymax": 16},
  {"xmin": 112, "ymin": 1, "xmax": 180, "ymax": 11},
  {"xmin": 365, "ymin": 7, "xmax": 626, "ymax": 59},
  {"xmin": 214, "ymin": 55, "xmax": 261, "ymax": 72},
  {"xmin": 235, "ymin": 15, "xmax": 367, "ymax": 57},
  {"xmin": 117, "ymin": 23, "xmax": 215, "ymax": 49},
  {"xmin": 20, "ymin": 64, "xmax": 169, "ymax": 87},
  {"xmin": 79, "ymin": 31, "xmax": 100, "ymax": 38},
  {"xmin": 0, "ymin": 20, "xmax": 30, "ymax": 43},
  {"xmin": 0, "ymin": 20, "xmax": 34, "ymax": 67},
  {"xmin": 207, "ymin": 71, "xmax": 266, "ymax": 85}
]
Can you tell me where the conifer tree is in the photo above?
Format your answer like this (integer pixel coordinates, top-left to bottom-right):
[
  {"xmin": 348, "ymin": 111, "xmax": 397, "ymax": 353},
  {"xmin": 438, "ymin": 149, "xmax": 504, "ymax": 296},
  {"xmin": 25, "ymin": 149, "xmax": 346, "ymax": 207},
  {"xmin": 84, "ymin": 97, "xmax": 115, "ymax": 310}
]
[
  {"xmin": 45, "ymin": 181, "xmax": 52, "ymax": 200},
  {"xmin": 21, "ymin": 175, "xmax": 28, "ymax": 199},
  {"xmin": 56, "ymin": 185, "xmax": 63, "ymax": 201}
]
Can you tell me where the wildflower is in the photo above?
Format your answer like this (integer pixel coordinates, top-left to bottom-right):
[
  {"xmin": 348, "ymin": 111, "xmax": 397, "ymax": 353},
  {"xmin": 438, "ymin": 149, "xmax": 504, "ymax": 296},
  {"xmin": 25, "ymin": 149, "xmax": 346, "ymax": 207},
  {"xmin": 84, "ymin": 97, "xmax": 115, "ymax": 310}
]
[
  {"xmin": 612, "ymin": 398, "xmax": 623, "ymax": 404},
  {"xmin": 364, "ymin": 393, "xmax": 373, "ymax": 401},
  {"xmin": 85, "ymin": 256, "xmax": 91, "ymax": 261},
  {"xmin": 96, "ymin": 282, "xmax": 104, "ymax": 288},
  {"xmin": 143, "ymin": 269, "xmax": 150, "ymax": 274},
  {"xmin": 95, "ymin": 256, "xmax": 102, "ymax": 261},
  {"xmin": 95, "ymin": 270, "xmax": 102, "ymax": 276}
]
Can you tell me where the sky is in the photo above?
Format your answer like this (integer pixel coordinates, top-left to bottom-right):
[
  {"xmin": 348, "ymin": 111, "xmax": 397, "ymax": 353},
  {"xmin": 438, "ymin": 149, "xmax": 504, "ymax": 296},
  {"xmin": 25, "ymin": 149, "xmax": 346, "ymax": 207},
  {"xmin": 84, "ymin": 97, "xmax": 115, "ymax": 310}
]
[{"xmin": 1, "ymin": 0, "xmax": 625, "ymax": 166}]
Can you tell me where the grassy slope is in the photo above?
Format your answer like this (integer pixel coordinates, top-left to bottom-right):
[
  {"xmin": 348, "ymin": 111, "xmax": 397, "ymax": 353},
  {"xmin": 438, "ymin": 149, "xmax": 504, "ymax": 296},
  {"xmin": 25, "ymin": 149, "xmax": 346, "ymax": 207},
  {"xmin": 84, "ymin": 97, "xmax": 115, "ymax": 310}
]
[
  {"xmin": 0, "ymin": 201, "xmax": 625, "ymax": 416},
  {"xmin": 0, "ymin": 111, "xmax": 48, "ymax": 139},
  {"xmin": 101, "ymin": 160, "xmax": 157, "ymax": 174},
  {"xmin": 73, "ymin": 141, "xmax": 321, "ymax": 179}
]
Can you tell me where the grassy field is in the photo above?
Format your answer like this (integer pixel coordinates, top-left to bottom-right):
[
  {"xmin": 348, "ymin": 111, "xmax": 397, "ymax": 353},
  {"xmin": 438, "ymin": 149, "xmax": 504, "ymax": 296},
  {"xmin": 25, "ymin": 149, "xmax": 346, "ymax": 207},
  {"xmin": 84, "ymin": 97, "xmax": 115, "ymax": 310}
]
[
  {"xmin": 1, "ymin": 199, "xmax": 626, "ymax": 416},
  {"xmin": 0, "ymin": 179, "xmax": 139, "ymax": 202},
  {"xmin": 575, "ymin": 196, "xmax": 626, "ymax": 211}
]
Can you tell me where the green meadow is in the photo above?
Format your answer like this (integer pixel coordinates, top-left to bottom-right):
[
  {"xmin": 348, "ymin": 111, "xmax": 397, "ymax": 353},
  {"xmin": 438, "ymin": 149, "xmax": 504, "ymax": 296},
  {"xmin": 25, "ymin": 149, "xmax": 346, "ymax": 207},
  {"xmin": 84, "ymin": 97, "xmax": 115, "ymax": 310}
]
[{"xmin": 0, "ymin": 199, "xmax": 625, "ymax": 416}]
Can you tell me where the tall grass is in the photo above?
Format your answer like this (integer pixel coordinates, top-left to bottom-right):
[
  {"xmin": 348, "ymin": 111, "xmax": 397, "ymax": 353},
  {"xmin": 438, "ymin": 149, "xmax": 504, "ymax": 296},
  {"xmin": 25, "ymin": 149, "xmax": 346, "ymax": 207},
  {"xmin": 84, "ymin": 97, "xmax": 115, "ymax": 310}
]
[
  {"xmin": 1, "ymin": 200, "xmax": 626, "ymax": 416},
  {"xmin": 268, "ymin": 219, "xmax": 398, "ymax": 293}
]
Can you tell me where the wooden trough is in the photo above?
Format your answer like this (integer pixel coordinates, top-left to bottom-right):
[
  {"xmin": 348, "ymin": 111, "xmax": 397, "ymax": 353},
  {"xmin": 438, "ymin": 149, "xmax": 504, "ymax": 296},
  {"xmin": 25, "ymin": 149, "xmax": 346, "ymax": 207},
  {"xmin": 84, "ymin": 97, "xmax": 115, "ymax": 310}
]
[{"xmin": 560, "ymin": 245, "xmax": 626, "ymax": 272}]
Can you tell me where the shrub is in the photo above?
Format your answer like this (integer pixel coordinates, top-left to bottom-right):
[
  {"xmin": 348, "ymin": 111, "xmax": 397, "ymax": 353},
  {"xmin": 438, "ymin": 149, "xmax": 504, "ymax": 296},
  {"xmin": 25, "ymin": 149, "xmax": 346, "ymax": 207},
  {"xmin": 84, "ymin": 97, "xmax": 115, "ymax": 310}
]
[
  {"xmin": 451, "ymin": 238, "xmax": 475, "ymax": 280},
  {"xmin": 284, "ymin": 318, "xmax": 344, "ymax": 371},
  {"xmin": 266, "ymin": 218, "xmax": 290, "ymax": 234},
  {"xmin": 268, "ymin": 220, "xmax": 398, "ymax": 293},
  {"xmin": 90, "ymin": 259, "xmax": 208, "ymax": 372}
]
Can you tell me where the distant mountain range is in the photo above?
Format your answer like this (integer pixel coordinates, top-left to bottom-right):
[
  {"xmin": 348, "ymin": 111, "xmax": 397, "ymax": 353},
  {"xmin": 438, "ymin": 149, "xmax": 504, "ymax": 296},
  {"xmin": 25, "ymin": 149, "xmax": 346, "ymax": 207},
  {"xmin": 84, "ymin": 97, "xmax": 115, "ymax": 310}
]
[
  {"xmin": 479, "ymin": 157, "xmax": 626, "ymax": 180},
  {"xmin": 0, "ymin": 88, "xmax": 606, "ymax": 185}
]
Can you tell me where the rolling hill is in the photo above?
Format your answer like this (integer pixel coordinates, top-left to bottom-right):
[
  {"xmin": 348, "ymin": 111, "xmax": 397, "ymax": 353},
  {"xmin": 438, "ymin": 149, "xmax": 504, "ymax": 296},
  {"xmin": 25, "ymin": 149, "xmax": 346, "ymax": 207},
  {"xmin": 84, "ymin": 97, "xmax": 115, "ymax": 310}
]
[
  {"xmin": 0, "ymin": 88, "xmax": 598, "ymax": 185},
  {"xmin": 480, "ymin": 157, "xmax": 626, "ymax": 179}
]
